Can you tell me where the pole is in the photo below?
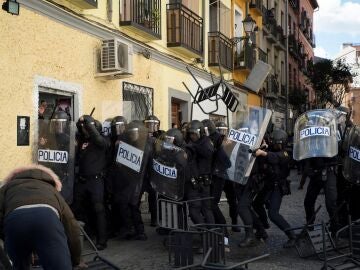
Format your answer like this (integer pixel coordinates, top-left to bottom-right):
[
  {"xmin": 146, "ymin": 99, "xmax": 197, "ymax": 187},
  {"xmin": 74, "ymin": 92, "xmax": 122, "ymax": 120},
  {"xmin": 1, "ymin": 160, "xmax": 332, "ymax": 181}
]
[{"xmin": 285, "ymin": 0, "xmax": 289, "ymax": 133}]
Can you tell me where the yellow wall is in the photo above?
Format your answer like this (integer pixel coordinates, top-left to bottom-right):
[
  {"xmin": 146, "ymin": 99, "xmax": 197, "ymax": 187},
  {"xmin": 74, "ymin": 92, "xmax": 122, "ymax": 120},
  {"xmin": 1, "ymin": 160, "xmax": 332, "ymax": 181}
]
[
  {"xmin": 0, "ymin": 6, "xmax": 195, "ymax": 179},
  {"xmin": 248, "ymin": 93, "xmax": 261, "ymax": 107}
]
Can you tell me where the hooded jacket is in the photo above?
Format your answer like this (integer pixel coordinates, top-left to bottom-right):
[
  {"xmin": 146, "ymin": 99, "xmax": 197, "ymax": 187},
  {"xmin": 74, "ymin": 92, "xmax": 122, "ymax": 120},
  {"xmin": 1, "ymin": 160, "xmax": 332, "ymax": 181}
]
[{"xmin": 0, "ymin": 164, "xmax": 81, "ymax": 266}]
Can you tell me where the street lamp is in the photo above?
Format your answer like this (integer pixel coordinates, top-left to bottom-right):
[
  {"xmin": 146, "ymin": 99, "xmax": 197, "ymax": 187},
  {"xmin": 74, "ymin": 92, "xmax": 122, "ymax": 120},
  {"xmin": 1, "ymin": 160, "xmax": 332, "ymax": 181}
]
[
  {"xmin": 232, "ymin": 14, "xmax": 257, "ymax": 44},
  {"xmin": 243, "ymin": 14, "xmax": 257, "ymax": 35},
  {"xmin": 2, "ymin": 0, "xmax": 19, "ymax": 15}
]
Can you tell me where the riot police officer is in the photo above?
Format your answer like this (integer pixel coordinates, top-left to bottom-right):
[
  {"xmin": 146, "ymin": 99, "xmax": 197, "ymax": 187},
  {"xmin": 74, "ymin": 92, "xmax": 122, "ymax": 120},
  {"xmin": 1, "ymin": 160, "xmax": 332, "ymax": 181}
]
[
  {"xmin": 144, "ymin": 115, "xmax": 164, "ymax": 138},
  {"xmin": 42, "ymin": 110, "xmax": 74, "ymax": 204},
  {"xmin": 73, "ymin": 115, "xmax": 109, "ymax": 250},
  {"xmin": 185, "ymin": 120, "xmax": 215, "ymax": 224},
  {"xmin": 142, "ymin": 115, "xmax": 163, "ymax": 226},
  {"xmin": 253, "ymin": 129, "xmax": 296, "ymax": 248},
  {"xmin": 215, "ymin": 121, "xmax": 240, "ymax": 231},
  {"xmin": 114, "ymin": 121, "xmax": 151, "ymax": 240},
  {"xmin": 104, "ymin": 116, "xmax": 127, "ymax": 236},
  {"xmin": 202, "ymin": 119, "xmax": 231, "ymax": 230}
]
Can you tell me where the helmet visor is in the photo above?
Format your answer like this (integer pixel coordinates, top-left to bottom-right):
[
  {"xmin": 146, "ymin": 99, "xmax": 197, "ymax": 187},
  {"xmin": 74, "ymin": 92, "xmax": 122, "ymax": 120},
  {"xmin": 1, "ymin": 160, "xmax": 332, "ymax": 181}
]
[
  {"xmin": 164, "ymin": 135, "xmax": 175, "ymax": 144},
  {"xmin": 217, "ymin": 126, "xmax": 228, "ymax": 136},
  {"xmin": 128, "ymin": 128, "xmax": 139, "ymax": 141},
  {"xmin": 50, "ymin": 119, "xmax": 67, "ymax": 134},
  {"xmin": 115, "ymin": 122, "xmax": 126, "ymax": 135},
  {"xmin": 144, "ymin": 120, "xmax": 159, "ymax": 133}
]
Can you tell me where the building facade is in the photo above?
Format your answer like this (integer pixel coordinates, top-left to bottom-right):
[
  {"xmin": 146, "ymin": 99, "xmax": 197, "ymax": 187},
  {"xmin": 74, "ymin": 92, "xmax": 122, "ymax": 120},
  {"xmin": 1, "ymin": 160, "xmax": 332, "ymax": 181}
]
[
  {"xmin": 335, "ymin": 43, "xmax": 360, "ymax": 124},
  {"xmin": 1, "ymin": 0, "xmax": 254, "ymax": 178},
  {"xmin": 258, "ymin": 0, "xmax": 317, "ymax": 131}
]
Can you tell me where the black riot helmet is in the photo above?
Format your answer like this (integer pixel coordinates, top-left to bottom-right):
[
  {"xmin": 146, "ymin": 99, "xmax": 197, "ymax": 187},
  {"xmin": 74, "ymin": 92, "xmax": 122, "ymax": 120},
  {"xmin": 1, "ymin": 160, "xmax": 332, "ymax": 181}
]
[
  {"xmin": 144, "ymin": 115, "xmax": 160, "ymax": 133},
  {"xmin": 202, "ymin": 119, "xmax": 217, "ymax": 136},
  {"xmin": 187, "ymin": 120, "xmax": 205, "ymax": 142},
  {"xmin": 76, "ymin": 115, "xmax": 95, "ymax": 139},
  {"xmin": 126, "ymin": 120, "xmax": 144, "ymax": 142},
  {"xmin": 50, "ymin": 110, "xmax": 69, "ymax": 134},
  {"xmin": 165, "ymin": 128, "xmax": 184, "ymax": 147},
  {"xmin": 111, "ymin": 116, "xmax": 127, "ymax": 137},
  {"xmin": 94, "ymin": 120, "xmax": 102, "ymax": 133},
  {"xmin": 215, "ymin": 121, "xmax": 228, "ymax": 136},
  {"xmin": 269, "ymin": 129, "xmax": 288, "ymax": 151}
]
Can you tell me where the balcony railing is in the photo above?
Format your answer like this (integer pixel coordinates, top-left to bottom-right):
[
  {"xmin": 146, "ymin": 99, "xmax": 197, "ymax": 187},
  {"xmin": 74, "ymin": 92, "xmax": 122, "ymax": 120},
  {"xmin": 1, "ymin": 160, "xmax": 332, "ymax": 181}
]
[
  {"xmin": 289, "ymin": 0, "xmax": 299, "ymax": 12},
  {"xmin": 234, "ymin": 40, "xmax": 255, "ymax": 70},
  {"xmin": 208, "ymin": 32, "xmax": 233, "ymax": 71},
  {"xmin": 262, "ymin": 6, "xmax": 277, "ymax": 43},
  {"xmin": 310, "ymin": 31, "xmax": 316, "ymax": 48},
  {"xmin": 288, "ymin": 34, "xmax": 300, "ymax": 59},
  {"xmin": 258, "ymin": 48, "xmax": 267, "ymax": 63},
  {"xmin": 120, "ymin": 0, "xmax": 161, "ymax": 38},
  {"xmin": 275, "ymin": 25, "xmax": 286, "ymax": 49},
  {"xmin": 167, "ymin": 3, "xmax": 203, "ymax": 56},
  {"xmin": 249, "ymin": 0, "xmax": 262, "ymax": 13},
  {"xmin": 268, "ymin": 74, "xmax": 280, "ymax": 93}
]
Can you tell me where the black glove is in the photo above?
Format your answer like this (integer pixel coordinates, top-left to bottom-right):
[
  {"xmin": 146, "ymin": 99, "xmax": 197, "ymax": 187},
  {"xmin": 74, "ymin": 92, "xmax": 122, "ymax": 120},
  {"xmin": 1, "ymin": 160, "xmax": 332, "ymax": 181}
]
[
  {"xmin": 191, "ymin": 177, "xmax": 199, "ymax": 190},
  {"xmin": 82, "ymin": 115, "xmax": 94, "ymax": 127}
]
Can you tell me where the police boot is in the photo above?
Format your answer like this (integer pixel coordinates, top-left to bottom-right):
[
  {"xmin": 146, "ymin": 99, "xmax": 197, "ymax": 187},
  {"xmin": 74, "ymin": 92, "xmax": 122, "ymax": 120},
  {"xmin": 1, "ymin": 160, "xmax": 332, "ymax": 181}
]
[
  {"xmin": 238, "ymin": 230, "xmax": 258, "ymax": 248},
  {"xmin": 283, "ymin": 231, "xmax": 296, "ymax": 248},
  {"xmin": 255, "ymin": 229, "xmax": 268, "ymax": 241}
]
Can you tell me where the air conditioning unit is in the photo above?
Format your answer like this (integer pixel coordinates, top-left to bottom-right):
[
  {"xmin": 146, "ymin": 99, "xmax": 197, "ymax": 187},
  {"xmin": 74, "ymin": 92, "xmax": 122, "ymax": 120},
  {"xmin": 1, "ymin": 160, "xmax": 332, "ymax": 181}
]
[{"xmin": 100, "ymin": 39, "xmax": 133, "ymax": 74}]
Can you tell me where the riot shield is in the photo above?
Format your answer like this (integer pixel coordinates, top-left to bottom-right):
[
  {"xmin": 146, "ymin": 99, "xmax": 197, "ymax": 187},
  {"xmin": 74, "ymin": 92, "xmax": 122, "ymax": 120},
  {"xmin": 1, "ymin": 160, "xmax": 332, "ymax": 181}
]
[
  {"xmin": 342, "ymin": 125, "xmax": 360, "ymax": 185},
  {"xmin": 150, "ymin": 137, "xmax": 186, "ymax": 201},
  {"xmin": 293, "ymin": 110, "xmax": 338, "ymax": 161},
  {"xmin": 223, "ymin": 106, "xmax": 272, "ymax": 185},
  {"xmin": 36, "ymin": 119, "xmax": 75, "ymax": 204},
  {"xmin": 114, "ymin": 124, "xmax": 150, "ymax": 181},
  {"xmin": 328, "ymin": 109, "xmax": 347, "ymax": 141},
  {"xmin": 102, "ymin": 118, "xmax": 112, "ymax": 137}
]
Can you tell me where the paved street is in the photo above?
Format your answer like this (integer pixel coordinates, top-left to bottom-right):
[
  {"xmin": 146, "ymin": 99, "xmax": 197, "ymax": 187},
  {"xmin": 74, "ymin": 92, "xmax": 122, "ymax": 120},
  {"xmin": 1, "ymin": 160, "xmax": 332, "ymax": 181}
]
[{"xmin": 88, "ymin": 170, "xmax": 328, "ymax": 270}]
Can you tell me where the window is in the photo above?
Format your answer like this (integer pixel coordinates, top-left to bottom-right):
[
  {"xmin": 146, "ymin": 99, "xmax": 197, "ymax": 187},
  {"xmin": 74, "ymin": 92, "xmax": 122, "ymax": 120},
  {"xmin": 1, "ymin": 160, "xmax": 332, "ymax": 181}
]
[{"xmin": 122, "ymin": 82, "xmax": 153, "ymax": 121}]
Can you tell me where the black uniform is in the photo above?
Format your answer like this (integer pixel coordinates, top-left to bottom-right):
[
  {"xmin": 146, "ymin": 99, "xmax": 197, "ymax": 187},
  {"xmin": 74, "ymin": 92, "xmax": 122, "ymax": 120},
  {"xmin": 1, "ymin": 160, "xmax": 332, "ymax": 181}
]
[
  {"xmin": 73, "ymin": 116, "xmax": 109, "ymax": 249},
  {"xmin": 113, "ymin": 125, "xmax": 151, "ymax": 240},
  {"xmin": 185, "ymin": 135, "xmax": 215, "ymax": 224},
  {"xmin": 303, "ymin": 157, "xmax": 338, "ymax": 232},
  {"xmin": 209, "ymin": 131, "xmax": 231, "ymax": 227},
  {"xmin": 254, "ymin": 151, "xmax": 294, "ymax": 238}
]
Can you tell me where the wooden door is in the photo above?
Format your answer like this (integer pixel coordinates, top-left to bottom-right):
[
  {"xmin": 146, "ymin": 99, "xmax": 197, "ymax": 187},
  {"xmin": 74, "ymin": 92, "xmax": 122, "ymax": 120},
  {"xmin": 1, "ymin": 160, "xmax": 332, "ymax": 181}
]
[{"xmin": 171, "ymin": 101, "xmax": 181, "ymax": 128}]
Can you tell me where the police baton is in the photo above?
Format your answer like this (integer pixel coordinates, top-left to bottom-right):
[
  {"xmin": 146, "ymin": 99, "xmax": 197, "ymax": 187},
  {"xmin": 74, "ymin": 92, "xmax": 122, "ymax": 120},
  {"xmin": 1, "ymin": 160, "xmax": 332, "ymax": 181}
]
[{"xmin": 90, "ymin": 107, "xmax": 95, "ymax": 117}]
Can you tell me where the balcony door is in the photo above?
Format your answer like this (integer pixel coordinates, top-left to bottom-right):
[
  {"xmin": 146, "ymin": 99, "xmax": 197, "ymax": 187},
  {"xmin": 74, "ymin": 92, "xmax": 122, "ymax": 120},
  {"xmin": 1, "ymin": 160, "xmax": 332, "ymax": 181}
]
[{"xmin": 234, "ymin": 7, "xmax": 243, "ymax": 55}]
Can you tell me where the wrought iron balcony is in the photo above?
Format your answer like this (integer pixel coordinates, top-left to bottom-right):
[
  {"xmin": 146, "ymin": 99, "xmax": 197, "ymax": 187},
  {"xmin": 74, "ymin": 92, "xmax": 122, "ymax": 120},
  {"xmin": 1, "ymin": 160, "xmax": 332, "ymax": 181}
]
[
  {"xmin": 167, "ymin": 3, "xmax": 203, "ymax": 57},
  {"xmin": 288, "ymin": 34, "xmax": 300, "ymax": 59},
  {"xmin": 289, "ymin": 0, "xmax": 300, "ymax": 12},
  {"xmin": 249, "ymin": 0, "xmax": 262, "ymax": 15},
  {"xmin": 275, "ymin": 25, "xmax": 286, "ymax": 50},
  {"xmin": 120, "ymin": 0, "xmax": 161, "ymax": 39},
  {"xmin": 234, "ymin": 40, "xmax": 255, "ymax": 70},
  {"xmin": 67, "ymin": 0, "xmax": 97, "ymax": 9},
  {"xmin": 208, "ymin": 32, "xmax": 233, "ymax": 71},
  {"xmin": 258, "ymin": 48, "xmax": 267, "ymax": 63},
  {"xmin": 262, "ymin": 6, "xmax": 277, "ymax": 43},
  {"xmin": 310, "ymin": 31, "xmax": 316, "ymax": 48}
]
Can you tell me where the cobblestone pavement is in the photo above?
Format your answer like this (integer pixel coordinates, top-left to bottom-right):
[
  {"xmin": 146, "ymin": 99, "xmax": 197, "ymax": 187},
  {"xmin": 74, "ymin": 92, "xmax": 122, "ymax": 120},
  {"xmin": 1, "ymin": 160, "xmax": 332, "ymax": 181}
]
[{"xmin": 91, "ymin": 170, "xmax": 329, "ymax": 270}]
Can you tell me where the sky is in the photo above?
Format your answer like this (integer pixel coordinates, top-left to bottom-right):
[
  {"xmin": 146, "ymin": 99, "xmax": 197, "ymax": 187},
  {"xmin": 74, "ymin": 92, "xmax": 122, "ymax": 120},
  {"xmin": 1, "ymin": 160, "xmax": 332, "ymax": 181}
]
[{"xmin": 314, "ymin": 0, "xmax": 360, "ymax": 59}]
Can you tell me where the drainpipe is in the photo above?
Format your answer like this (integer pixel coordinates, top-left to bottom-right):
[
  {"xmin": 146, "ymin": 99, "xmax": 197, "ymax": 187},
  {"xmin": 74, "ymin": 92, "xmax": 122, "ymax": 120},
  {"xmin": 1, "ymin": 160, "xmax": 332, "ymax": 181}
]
[{"xmin": 285, "ymin": 0, "xmax": 289, "ymax": 133}]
